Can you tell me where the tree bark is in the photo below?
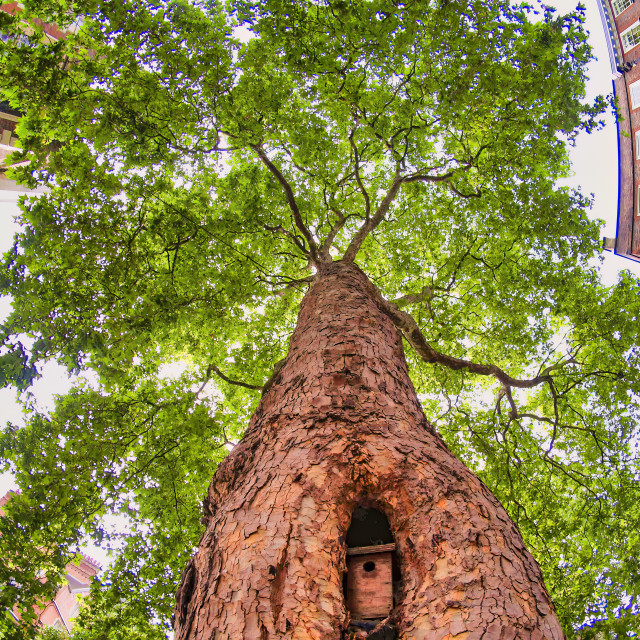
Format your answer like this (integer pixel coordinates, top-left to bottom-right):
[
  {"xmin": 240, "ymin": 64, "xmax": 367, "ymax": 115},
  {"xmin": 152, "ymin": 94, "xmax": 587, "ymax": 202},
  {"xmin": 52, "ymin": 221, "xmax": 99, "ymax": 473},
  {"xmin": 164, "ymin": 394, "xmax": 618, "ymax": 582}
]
[{"xmin": 174, "ymin": 261, "xmax": 565, "ymax": 640}]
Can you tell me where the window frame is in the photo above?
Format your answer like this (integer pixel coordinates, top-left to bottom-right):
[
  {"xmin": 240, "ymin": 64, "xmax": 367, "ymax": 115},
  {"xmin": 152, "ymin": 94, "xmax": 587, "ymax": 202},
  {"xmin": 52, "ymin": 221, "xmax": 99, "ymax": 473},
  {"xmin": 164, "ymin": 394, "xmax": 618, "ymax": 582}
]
[
  {"xmin": 630, "ymin": 79, "xmax": 640, "ymax": 109},
  {"xmin": 613, "ymin": 0, "xmax": 634, "ymax": 15},
  {"xmin": 621, "ymin": 22, "xmax": 640, "ymax": 51}
]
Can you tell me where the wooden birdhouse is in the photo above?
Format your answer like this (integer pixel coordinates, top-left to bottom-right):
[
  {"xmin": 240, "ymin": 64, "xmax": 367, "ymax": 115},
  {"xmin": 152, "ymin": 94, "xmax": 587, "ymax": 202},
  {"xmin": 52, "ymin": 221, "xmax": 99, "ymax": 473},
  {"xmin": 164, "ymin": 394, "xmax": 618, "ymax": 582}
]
[
  {"xmin": 346, "ymin": 543, "xmax": 395, "ymax": 620},
  {"xmin": 344, "ymin": 506, "xmax": 397, "ymax": 621}
]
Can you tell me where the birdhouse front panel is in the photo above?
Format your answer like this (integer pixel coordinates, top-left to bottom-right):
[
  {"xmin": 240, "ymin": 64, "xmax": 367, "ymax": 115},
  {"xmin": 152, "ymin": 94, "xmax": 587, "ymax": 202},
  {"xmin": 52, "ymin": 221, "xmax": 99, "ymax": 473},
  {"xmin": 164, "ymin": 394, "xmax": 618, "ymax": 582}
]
[{"xmin": 346, "ymin": 550, "xmax": 393, "ymax": 620}]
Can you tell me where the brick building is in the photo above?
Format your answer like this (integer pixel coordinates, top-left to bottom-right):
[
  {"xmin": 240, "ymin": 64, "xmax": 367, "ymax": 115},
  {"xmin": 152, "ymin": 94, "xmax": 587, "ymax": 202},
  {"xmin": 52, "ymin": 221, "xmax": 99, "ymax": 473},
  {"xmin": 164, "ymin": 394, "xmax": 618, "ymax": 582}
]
[
  {"xmin": 598, "ymin": 0, "xmax": 640, "ymax": 261},
  {"xmin": 1, "ymin": 491, "xmax": 100, "ymax": 632}
]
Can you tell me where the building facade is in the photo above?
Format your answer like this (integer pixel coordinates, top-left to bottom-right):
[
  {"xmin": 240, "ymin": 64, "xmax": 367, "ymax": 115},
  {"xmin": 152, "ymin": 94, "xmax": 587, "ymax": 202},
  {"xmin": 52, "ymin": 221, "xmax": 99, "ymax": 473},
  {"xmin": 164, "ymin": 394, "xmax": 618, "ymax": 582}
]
[
  {"xmin": 598, "ymin": 0, "xmax": 640, "ymax": 261},
  {"xmin": 30, "ymin": 554, "xmax": 100, "ymax": 633}
]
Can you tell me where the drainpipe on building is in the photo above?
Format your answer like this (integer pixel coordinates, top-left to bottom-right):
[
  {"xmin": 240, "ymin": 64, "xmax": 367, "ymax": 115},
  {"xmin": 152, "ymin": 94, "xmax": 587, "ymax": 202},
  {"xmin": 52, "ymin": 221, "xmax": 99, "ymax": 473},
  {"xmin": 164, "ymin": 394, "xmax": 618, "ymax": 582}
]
[{"xmin": 52, "ymin": 599, "xmax": 71, "ymax": 634}]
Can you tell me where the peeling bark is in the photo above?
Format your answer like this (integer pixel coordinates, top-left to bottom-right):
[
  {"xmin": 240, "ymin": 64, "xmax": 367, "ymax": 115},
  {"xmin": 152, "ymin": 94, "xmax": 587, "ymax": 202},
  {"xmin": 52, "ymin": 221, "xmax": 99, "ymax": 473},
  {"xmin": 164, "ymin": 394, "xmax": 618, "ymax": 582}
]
[{"xmin": 174, "ymin": 261, "xmax": 564, "ymax": 640}]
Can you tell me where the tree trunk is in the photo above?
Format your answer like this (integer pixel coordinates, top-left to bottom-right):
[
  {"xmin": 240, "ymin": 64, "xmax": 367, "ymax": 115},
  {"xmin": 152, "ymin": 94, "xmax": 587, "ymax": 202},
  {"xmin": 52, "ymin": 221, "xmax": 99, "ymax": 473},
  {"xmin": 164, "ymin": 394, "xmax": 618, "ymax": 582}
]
[{"xmin": 174, "ymin": 261, "xmax": 565, "ymax": 640}]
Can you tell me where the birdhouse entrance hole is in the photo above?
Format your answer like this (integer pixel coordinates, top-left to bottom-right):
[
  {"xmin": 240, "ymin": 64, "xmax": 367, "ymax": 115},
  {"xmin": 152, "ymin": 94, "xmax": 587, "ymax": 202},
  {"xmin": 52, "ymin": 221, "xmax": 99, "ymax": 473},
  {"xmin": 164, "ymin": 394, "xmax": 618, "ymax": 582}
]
[{"xmin": 344, "ymin": 506, "xmax": 399, "ymax": 637}]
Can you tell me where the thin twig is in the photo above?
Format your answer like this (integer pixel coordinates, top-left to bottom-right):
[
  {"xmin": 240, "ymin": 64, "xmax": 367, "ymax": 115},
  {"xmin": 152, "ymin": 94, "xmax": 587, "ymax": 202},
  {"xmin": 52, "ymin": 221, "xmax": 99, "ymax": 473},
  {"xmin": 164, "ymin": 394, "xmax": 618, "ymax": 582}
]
[{"xmin": 263, "ymin": 223, "xmax": 308, "ymax": 254}]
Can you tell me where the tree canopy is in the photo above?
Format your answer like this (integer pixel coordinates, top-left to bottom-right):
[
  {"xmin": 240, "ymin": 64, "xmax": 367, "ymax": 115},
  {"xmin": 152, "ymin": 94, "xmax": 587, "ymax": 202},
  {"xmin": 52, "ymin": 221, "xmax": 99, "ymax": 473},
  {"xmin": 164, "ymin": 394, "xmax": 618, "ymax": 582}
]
[{"xmin": 0, "ymin": 0, "xmax": 638, "ymax": 637}]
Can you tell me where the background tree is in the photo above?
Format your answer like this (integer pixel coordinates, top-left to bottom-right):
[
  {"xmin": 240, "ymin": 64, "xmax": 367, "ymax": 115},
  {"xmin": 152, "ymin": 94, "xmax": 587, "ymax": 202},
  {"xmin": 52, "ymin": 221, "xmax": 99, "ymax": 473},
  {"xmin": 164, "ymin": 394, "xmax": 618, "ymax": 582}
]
[{"xmin": 0, "ymin": 0, "xmax": 638, "ymax": 637}]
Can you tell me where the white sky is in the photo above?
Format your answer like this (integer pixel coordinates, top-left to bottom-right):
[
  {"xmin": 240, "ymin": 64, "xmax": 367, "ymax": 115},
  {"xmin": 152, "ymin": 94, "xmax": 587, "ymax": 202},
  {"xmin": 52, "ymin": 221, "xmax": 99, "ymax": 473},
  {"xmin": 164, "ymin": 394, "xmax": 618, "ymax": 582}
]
[{"xmin": 1, "ymin": 0, "xmax": 640, "ymax": 554}]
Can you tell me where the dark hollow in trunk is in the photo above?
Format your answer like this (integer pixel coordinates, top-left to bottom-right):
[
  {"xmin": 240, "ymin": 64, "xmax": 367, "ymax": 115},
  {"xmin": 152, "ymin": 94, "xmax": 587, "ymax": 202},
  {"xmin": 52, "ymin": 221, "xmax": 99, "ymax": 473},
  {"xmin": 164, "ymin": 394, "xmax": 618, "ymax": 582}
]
[
  {"xmin": 346, "ymin": 507, "xmax": 394, "ymax": 548},
  {"xmin": 174, "ymin": 261, "xmax": 565, "ymax": 640}
]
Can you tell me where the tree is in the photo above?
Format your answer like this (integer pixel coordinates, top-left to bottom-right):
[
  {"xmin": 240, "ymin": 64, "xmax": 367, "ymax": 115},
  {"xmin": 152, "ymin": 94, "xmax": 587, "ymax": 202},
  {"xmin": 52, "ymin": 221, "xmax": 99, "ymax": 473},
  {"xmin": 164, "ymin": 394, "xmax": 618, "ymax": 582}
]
[{"xmin": 0, "ymin": 0, "xmax": 638, "ymax": 637}]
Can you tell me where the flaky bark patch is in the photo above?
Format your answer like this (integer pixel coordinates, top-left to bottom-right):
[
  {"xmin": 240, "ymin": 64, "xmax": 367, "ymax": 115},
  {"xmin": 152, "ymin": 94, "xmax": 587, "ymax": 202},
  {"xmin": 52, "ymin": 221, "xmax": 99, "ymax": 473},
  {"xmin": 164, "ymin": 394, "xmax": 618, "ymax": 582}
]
[{"xmin": 174, "ymin": 262, "xmax": 564, "ymax": 640}]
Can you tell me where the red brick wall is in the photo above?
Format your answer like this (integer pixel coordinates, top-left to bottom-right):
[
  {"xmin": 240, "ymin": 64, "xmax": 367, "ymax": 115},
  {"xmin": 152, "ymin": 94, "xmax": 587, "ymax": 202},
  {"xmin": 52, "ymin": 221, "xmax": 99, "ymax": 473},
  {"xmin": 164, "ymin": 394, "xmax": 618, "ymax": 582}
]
[{"xmin": 611, "ymin": 0, "xmax": 640, "ymax": 258}]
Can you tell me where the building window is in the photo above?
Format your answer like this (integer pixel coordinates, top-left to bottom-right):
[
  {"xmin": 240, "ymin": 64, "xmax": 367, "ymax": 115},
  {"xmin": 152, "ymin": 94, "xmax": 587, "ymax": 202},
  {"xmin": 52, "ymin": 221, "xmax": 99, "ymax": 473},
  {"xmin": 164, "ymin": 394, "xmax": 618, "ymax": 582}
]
[
  {"xmin": 631, "ymin": 80, "xmax": 640, "ymax": 108},
  {"xmin": 621, "ymin": 22, "xmax": 640, "ymax": 51},
  {"xmin": 613, "ymin": 0, "xmax": 634, "ymax": 15}
]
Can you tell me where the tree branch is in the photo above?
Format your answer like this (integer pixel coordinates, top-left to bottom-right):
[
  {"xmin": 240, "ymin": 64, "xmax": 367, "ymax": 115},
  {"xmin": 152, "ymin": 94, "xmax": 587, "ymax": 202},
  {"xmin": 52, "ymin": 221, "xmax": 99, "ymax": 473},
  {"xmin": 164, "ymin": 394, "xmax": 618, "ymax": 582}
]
[
  {"xmin": 342, "ymin": 166, "xmax": 469, "ymax": 263},
  {"xmin": 319, "ymin": 209, "xmax": 350, "ymax": 262},
  {"xmin": 392, "ymin": 284, "xmax": 434, "ymax": 309},
  {"xmin": 318, "ymin": 201, "xmax": 362, "ymax": 262},
  {"xmin": 538, "ymin": 348, "xmax": 580, "ymax": 377},
  {"xmin": 502, "ymin": 384, "xmax": 519, "ymax": 417},
  {"xmin": 262, "ymin": 223, "xmax": 308, "ymax": 255},
  {"xmin": 343, "ymin": 173, "xmax": 403, "ymax": 263},
  {"xmin": 269, "ymin": 275, "xmax": 316, "ymax": 297},
  {"xmin": 201, "ymin": 365, "xmax": 263, "ymax": 393},
  {"xmin": 402, "ymin": 170, "xmax": 455, "ymax": 184},
  {"xmin": 251, "ymin": 144, "xmax": 320, "ymax": 264},
  {"xmin": 377, "ymin": 294, "xmax": 551, "ymax": 390},
  {"xmin": 348, "ymin": 129, "xmax": 371, "ymax": 221},
  {"xmin": 449, "ymin": 184, "xmax": 482, "ymax": 199}
]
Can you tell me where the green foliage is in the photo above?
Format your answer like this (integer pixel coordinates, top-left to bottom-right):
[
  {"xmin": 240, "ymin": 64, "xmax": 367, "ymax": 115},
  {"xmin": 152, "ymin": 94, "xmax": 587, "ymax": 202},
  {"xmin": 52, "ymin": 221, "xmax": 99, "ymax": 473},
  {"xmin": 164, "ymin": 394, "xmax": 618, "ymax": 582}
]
[
  {"xmin": 67, "ymin": 578, "xmax": 168, "ymax": 640},
  {"xmin": 0, "ymin": 0, "xmax": 638, "ymax": 637},
  {"xmin": 35, "ymin": 629, "xmax": 67, "ymax": 640}
]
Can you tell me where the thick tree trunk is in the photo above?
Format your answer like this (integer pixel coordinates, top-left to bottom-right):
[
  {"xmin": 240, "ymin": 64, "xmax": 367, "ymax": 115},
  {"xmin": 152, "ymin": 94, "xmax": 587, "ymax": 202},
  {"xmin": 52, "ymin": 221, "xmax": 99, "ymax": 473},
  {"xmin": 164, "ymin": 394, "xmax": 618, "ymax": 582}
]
[{"xmin": 174, "ymin": 261, "xmax": 564, "ymax": 640}]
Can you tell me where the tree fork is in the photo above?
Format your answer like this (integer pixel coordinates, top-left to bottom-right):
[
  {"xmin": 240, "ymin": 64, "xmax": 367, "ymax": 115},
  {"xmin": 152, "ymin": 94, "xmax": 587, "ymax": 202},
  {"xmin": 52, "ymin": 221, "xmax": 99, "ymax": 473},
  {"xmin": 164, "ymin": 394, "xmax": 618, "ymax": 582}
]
[{"xmin": 174, "ymin": 261, "xmax": 564, "ymax": 640}]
